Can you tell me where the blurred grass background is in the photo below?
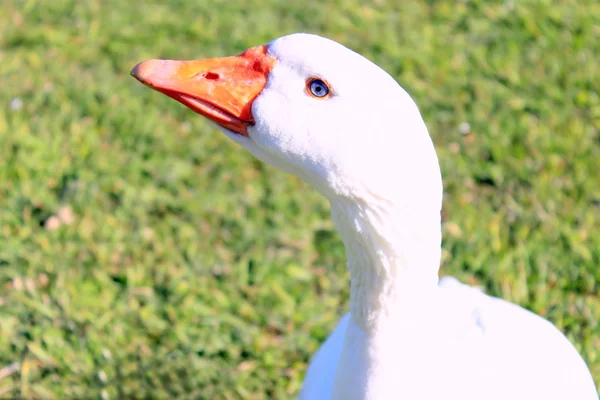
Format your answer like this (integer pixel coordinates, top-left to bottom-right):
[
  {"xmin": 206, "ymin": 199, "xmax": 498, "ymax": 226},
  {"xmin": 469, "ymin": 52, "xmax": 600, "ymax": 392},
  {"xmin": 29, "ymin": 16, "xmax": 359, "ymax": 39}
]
[{"xmin": 0, "ymin": 0, "xmax": 598, "ymax": 398}]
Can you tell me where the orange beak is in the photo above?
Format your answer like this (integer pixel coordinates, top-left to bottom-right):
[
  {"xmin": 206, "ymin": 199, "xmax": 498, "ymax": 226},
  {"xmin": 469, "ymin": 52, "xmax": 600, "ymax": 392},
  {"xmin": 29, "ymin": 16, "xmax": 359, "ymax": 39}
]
[{"xmin": 131, "ymin": 45, "xmax": 276, "ymax": 136}]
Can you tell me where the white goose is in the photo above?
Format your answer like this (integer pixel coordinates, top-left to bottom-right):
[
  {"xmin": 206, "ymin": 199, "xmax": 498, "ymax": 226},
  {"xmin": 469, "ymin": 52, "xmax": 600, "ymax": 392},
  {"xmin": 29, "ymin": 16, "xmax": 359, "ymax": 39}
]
[{"xmin": 132, "ymin": 33, "xmax": 597, "ymax": 400}]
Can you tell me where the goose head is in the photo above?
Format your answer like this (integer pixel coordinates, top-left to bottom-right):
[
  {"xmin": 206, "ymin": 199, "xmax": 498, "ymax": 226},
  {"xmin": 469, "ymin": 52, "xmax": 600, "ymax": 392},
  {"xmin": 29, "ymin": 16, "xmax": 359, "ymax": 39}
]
[{"xmin": 132, "ymin": 33, "xmax": 442, "ymax": 210}]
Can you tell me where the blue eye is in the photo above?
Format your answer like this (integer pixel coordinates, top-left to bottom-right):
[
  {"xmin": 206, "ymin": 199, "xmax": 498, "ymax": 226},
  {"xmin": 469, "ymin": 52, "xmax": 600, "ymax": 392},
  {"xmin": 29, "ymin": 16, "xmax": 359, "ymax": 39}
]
[{"xmin": 308, "ymin": 79, "xmax": 330, "ymax": 98}]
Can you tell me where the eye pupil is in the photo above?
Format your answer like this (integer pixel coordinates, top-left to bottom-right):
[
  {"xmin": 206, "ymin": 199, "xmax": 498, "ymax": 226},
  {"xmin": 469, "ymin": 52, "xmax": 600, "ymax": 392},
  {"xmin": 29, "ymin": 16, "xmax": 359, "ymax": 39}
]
[{"xmin": 309, "ymin": 79, "xmax": 329, "ymax": 98}]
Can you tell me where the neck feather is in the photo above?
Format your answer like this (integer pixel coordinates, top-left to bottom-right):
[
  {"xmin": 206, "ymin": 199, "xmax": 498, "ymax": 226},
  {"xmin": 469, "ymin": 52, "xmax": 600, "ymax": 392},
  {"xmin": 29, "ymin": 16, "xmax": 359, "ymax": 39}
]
[
  {"xmin": 329, "ymin": 188, "xmax": 442, "ymax": 332},
  {"xmin": 328, "ymin": 187, "xmax": 443, "ymax": 399}
]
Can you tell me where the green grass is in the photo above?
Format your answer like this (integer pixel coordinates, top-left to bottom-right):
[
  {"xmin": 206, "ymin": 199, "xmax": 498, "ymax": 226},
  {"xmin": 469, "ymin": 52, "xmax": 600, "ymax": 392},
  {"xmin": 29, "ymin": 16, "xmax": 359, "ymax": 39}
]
[{"xmin": 0, "ymin": 0, "xmax": 598, "ymax": 398}]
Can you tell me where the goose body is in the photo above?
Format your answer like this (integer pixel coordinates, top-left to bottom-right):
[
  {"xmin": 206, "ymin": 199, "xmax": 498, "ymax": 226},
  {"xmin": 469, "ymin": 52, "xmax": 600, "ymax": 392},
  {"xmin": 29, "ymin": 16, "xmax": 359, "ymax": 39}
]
[
  {"xmin": 132, "ymin": 33, "xmax": 597, "ymax": 400},
  {"xmin": 301, "ymin": 276, "xmax": 595, "ymax": 399}
]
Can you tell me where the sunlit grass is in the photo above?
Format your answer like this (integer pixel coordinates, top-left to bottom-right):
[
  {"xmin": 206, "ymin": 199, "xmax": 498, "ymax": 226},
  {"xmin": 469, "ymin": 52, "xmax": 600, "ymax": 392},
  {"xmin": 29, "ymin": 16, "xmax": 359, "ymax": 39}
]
[{"xmin": 0, "ymin": 0, "xmax": 598, "ymax": 398}]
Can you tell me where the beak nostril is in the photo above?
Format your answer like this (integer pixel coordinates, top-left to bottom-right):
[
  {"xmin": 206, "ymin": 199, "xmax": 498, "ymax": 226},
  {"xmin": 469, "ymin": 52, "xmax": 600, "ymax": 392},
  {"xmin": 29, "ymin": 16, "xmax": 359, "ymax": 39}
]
[{"xmin": 205, "ymin": 72, "xmax": 220, "ymax": 80}]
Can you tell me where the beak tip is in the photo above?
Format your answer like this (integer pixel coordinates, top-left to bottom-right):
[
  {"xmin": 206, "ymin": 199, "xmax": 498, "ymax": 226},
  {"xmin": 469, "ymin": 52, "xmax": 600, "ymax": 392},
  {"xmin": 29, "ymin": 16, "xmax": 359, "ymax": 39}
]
[
  {"xmin": 130, "ymin": 61, "xmax": 145, "ymax": 82},
  {"xmin": 131, "ymin": 59, "xmax": 164, "ymax": 83}
]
